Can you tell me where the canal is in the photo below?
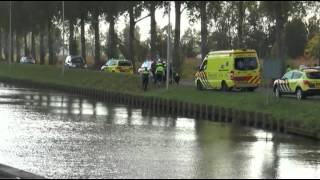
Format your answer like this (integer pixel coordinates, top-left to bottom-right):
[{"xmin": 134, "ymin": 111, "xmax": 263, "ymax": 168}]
[{"xmin": 0, "ymin": 83, "xmax": 319, "ymax": 178}]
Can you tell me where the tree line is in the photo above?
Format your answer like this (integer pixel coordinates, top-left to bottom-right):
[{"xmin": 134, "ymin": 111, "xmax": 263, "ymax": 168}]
[{"xmin": 0, "ymin": 1, "xmax": 319, "ymax": 73}]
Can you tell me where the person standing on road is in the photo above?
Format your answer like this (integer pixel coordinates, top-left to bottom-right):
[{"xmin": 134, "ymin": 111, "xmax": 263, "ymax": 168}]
[
  {"xmin": 141, "ymin": 67, "xmax": 150, "ymax": 91},
  {"xmin": 151, "ymin": 60, "xmax": 156, "ymax": 84},
  {"xmin": 174, "ymin": 72, "xmax": 180, "ymax": 85},
  {"xmin": 155, "ymin": 60, "xmax": 165, "ymax": 86}
]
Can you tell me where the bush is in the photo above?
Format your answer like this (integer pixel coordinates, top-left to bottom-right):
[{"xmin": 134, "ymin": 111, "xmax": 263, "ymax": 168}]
[
  {"xmin": 284, "ymin": 18, "xmax": 308, "ymax": 58},
  {"xmin": 305, "ymin": 34, "xmax": 320, "ymax": 62}
]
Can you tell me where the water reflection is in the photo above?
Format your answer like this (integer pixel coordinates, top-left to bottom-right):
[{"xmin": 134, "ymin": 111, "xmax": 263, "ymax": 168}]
[{"xmin": 0, "ymin": 83, "xmax": 319, "ymax": 178}]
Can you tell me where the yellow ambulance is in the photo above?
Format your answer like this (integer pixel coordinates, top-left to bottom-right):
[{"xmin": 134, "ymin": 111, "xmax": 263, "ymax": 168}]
[{"xmin": 195, "ymin": 49, "xmax": 261, "ymax": 91}]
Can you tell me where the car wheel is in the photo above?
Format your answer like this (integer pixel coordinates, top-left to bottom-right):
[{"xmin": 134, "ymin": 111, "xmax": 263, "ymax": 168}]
[
  {"xmin": 221, "ymin": 81, "xmax": 228, "ymax": 92},
  {"xmin": 296, "ymin": 88, "xmax": 305, "ymax": 100},
  {"xmin": 275, "ymin": 86, "xmax": 281, "ymax": 98},
  {"xmin": 197, "ymin": 80, "xmax": 203, "ymax": 91}
]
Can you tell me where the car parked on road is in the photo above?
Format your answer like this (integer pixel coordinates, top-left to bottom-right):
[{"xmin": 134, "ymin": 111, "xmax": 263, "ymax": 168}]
[
  {"xmin": 138, "ymin": 60, "xmax": 153, "ymax": 73},
  {"xmin": 64, "ymin": 55, "xmax": 87, "ymax": 69},
  {"xmin": 20, "ymin": 56, "xmax": 35, "ymax": 64},
  {"xmin": 273, "ymin": 66, "xmax": 320, "ymax": 100},
  {"xmin": 101, "ymin": 59, "xmax": 133, "ymax": 74}
]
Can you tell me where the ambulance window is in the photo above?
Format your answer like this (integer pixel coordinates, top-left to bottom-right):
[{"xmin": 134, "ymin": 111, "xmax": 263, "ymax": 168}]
[
  {"xmin": 200, "ymin": 60, "xmax": 207, "ymax": 71},
  {"xmin": 235, "ymin": 57, "xmax": 257, "ymax": 70}
]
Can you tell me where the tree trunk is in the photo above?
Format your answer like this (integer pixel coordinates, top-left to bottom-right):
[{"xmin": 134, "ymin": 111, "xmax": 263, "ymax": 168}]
[
  {"xmin": 129, "ymin": 5, "xmax": 136, "ymax": 72},
  {"xmin": 108, "ymin": 15, "xmax": 116, "ymax": 59},
  {"xmin": 276, "ymin": 19, "xmax": 285, "ymax": 73},
  {"xmin": 4, "ymin": 29, "xmax": 8, "ymax": 61},
  {"xmin": 24, "ymin": 31, "xmax": 28, "ymax": 56},
  {"xmin": 93, "ymin": 11, "xmax": 100, "ymax": 68},
  {"xmin": 200, "ymin": 1, "xmax": 208, "ymax": 61},
  {"xmin": 40, "ymin": 25, "xmax": 45, "ymax": 65},
  {"xmin": 48, "ymin": 20, "xmax": 54, "ymax": 65},
  {"xmin": 69, "ymin": 19, "xmax": 74, "ymax": 55},
  {"xmin": 0, "ymin": 29, "xmax": 2, "ymax": 61},
  {"xmin": 11, "ymin": 31, "xmax": 14, "ymax": 63},
  {"xmin": 174, "ymin": 1, "xmax": 181, "ymax": 74},
  {"xmin": 275, "ymin": 2, "xmax": 285, "ymax": 73},
  {"xmin": 150, "ymin": 2, "xmax": 156, "ymax": 61},
  {"xmin": 31, "ymin": 29, "xmax": 36, "ymax": 61},
  {"xmin": 16, "ymin": 33, "xmax": 20, "ymax": 63},
  {"xmin": 12, "ymin": 32, "xmax": 15, "ymax": 62},
  {"xmin": 237, "ymin": 1, "xmax": 244, "ymax": 48},
  {"xmin": 80, "ymin": 13, "xmax": 86, "ymax": 62}
]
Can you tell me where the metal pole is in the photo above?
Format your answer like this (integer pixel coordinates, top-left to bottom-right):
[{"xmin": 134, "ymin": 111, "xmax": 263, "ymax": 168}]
[
  {"xmin": 166, "ymin": 1, "xmax": 171, "ymax": 90},
  {"xmin": 9, "ymin": 1, "xmax": 12, "ymax": 65},
  {"xmin": 61, "ymin": 1, "xmax": 65, "ymax": 76}
]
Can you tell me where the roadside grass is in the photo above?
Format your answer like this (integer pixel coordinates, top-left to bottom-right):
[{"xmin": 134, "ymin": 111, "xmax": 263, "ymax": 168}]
[
  {"xmin": 0, "ymin": 62, "xmax": 319, "ymax": 128},
  {"xmin": 0, "ymin": 63, "xmax": 145, "ymax": 94}
]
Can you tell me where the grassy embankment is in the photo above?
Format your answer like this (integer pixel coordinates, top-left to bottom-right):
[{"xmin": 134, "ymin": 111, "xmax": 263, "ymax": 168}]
[
  {"xmin": 0, "ymin": 63, "xmax": 144, "ymax": 94},
  {"xmin": 0, "ymin": 62, "xmax": 319, "ymax": 129}
]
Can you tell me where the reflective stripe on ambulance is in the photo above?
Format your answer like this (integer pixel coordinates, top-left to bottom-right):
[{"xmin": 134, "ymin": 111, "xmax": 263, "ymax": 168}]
[
  {"xmin": 196, "ymin": 72, "xmax": 211, "ymax": 89},
  {"xmin": 248, "ymin": 75, "xmax": 261, "ymax": 84}
]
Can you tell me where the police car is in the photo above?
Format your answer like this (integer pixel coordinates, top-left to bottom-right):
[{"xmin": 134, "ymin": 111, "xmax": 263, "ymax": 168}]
[
  {"xmin": 273, "ymin": 66, "xmax": 320, "ymax": 100},
  {"xmin": 101, "ymin": 59, "xmax": 133, "ymax": 74}
]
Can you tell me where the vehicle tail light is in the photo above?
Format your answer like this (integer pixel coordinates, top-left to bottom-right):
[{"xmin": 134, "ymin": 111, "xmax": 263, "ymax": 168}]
[
  {"xmin": 304, "ymin": 80, "xmax": 315, "ymax": 88},
  {"xmin": 230, "ymin": 71, "xmax": 235, "ymax": 80},
  {"xmin": 303, "ymin": 80, "xmax": 310, "ymax": 86}
]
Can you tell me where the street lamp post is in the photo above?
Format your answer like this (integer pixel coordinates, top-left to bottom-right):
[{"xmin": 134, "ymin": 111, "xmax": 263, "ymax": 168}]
[{"xmin": 166, "ymin": 1, "xmax": 171, "ymax": 90}]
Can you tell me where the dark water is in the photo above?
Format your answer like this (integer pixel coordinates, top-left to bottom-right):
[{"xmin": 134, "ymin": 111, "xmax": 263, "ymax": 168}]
[{"xmin": 0, "ymin": 83, "xmax": 319, "ymax": 179}]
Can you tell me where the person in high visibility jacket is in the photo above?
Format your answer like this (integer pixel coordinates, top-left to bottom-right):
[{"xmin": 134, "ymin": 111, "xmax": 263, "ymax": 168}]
[
  {"xmin": 155, "ymin": 61, "xmax": 165, "ymax": 85},
  {"xmin": 141, "ymin": 67, "xmax": 150, "ymax": 91}
]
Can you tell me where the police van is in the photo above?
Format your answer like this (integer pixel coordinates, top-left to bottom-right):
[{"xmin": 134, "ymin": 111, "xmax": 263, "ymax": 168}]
[{"xmin": 195, "ymin": 49, "xmax": 261, "ymax": 91}]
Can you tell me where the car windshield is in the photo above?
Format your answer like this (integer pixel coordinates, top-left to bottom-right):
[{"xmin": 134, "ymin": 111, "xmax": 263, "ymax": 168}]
[
  {"xmin": 306, "ymin": 71, "xmax": 320, "ymax": 79},
  {"xmin": 71, "ymin": 57, "xmax": 84, "ymax": 64},
  {"xmin": 106, "ymin": 60, "xmax": 117, "ymax": 66},
  {"xmin": 141, "ymin": 61, "xmax": 151, "ymax": 67},
  {"xmin": 235, "ymin": 57, "xmax": 258, "ymax": 70},
  {"xmin": 118, "ymin": 61, "xmax": 132, "ymax": 67}
]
